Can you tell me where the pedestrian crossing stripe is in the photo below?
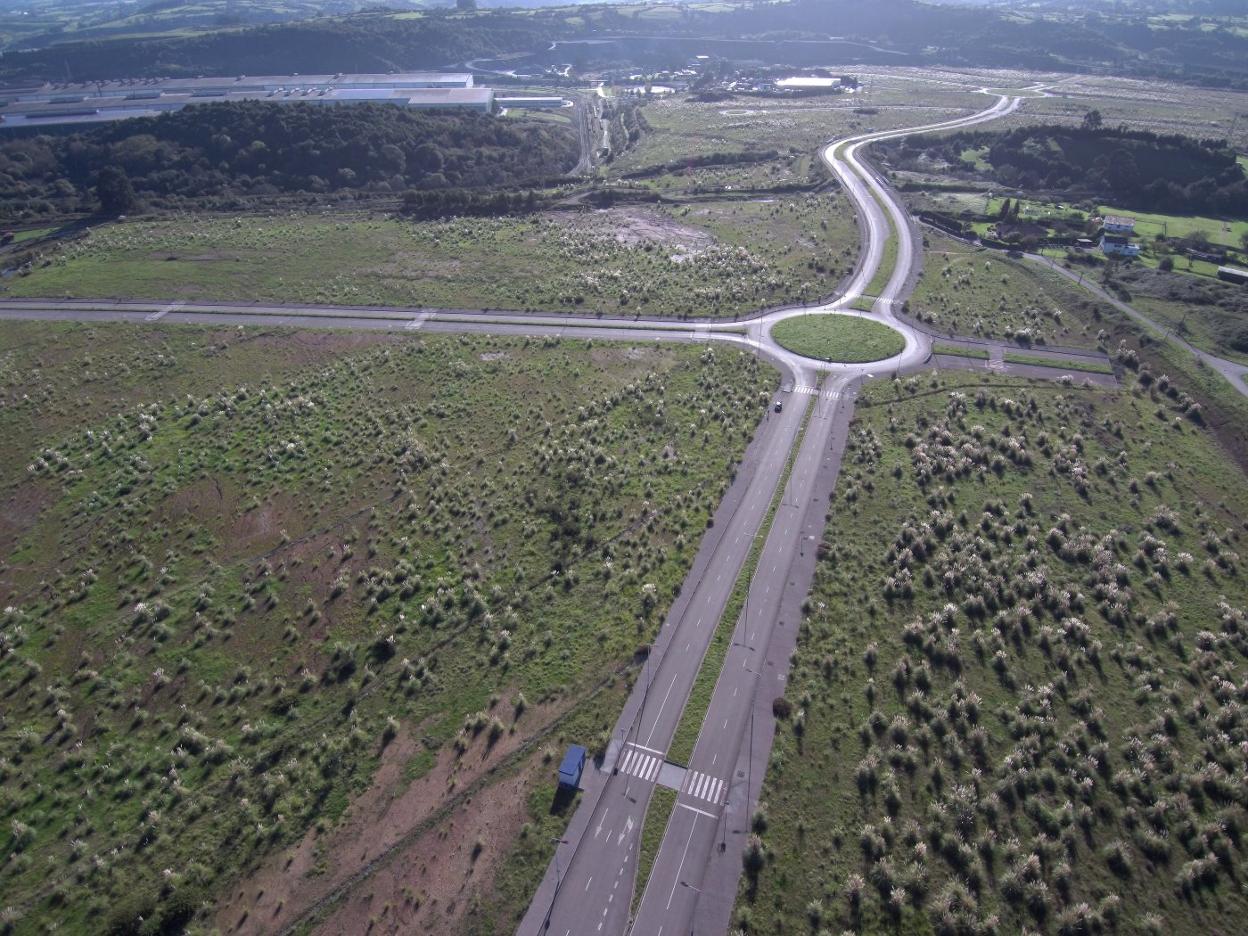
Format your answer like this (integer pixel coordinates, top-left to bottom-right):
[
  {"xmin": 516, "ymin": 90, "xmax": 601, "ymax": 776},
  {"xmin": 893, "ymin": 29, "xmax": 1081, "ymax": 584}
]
[
  {"xmin": 793, "ymin": 385, "xmax": 818, "ymax": 396},
  {"xmin": 619, "ymin": 745, "xmax": 662, "ymax": 782},
  {"xmin": 682, "ymin": 769, "xmax": 725, "ymax": 805}
]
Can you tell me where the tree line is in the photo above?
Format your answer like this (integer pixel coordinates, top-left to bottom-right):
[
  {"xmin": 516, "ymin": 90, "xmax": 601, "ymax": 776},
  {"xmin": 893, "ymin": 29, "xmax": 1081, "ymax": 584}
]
[
  {"xmin": 0, "ymin": 101, "xmax": 580, "ymax": 217},
  {"xmin": 887, "ymin": 124, "xmax": 1248, "ymax": 217}
]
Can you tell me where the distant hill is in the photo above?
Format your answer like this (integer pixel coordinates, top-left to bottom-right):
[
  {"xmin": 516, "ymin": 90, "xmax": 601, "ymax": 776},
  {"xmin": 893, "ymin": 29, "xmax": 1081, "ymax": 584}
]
[{"xmin": 0, "ymin": 0, "xmax": 1245, "ymax": 89}]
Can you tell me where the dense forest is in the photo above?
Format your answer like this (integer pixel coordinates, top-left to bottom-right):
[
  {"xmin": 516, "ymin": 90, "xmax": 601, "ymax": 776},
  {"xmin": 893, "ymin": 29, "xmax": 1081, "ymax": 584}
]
[
  {"xmin": 0, "ymin": 0, "xmax": 1245, "ymax": 88},
  {"xmin": 889, "ymin": 125, "xmax": 1248, "ymax": 216},
  {"xmin": 0, "ymin": 102, "xmax": 579, "ymax": 216}
]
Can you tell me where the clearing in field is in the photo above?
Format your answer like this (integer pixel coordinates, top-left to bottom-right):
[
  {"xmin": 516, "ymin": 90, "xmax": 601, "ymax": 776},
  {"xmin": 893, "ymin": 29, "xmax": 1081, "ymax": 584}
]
[{"xmin": 771, "ymin": 314, "xmax": 905, "ymax": 363}]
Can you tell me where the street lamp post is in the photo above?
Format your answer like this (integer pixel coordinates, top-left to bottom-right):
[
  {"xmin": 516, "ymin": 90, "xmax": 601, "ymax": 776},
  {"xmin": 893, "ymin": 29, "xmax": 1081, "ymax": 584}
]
[{"xmin": 542, "ymin": 837, "xmax": 570, "ymax": 932}]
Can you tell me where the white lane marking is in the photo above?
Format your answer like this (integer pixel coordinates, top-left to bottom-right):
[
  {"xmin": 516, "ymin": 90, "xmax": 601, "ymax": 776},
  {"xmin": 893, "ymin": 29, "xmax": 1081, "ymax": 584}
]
[
  {"xmin": 666, "ymin": 817, "xmax": 699, "ymax": 909},
  {"xmin": 627, "ymin": 741, "xmax": 665, "ymax": 756},
  {"xmin": 645, "ymin": 673, "xmax": 680, "ymax": 746},
  {"xmin": 146, "ymin": 301, "xmax": 183, "ymax": 322},
  {"xmin": 585, "ymin": 876, "xmax": 593, "ymax": 891},
  {"xmin": 712, "ymin": 753, "xmax": 718, "ymax": 767},
  {"xmin": 617, "ymin": 816, "xmax": 634, "ymax": 847},
  {"xmin": 595, "ymin": 808, "xmax": 611, "ymax": 840},
  {"xmin": 679, "ymin": 802, "xmax": 716, "ymax": 819}
]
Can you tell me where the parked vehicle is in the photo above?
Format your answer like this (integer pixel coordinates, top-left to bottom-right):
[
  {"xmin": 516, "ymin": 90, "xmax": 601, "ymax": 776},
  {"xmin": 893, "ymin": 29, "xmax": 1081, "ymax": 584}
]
[{"xmin": 558, "ymin": 744, "xmax": 587, "ymax": 789}]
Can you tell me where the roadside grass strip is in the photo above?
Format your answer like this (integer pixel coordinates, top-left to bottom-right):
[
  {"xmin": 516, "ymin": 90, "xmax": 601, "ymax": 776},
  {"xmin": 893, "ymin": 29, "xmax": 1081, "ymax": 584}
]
[
  {"xmin": 1002, "ymin": 350, "xmax": 1114, "ymax": 374},
  {"xmin": 932, "ymin": 342, "xmax": 990, "ymax": 360},
  {"xmin": 631, "ymin": 785, "xmax": 678, "ymax": 917},
  {"xmin": 665, "ymin": 388, "xmax": 818, "ymax": 766}
]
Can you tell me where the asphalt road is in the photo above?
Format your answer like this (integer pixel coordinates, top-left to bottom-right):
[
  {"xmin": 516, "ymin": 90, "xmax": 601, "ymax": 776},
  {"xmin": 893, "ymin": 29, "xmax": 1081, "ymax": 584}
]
[
  {"xmin": 0, "ymin": 82, "xmax": 1090, "ymax": 936},
  {"xmin": 622, "ymin": 91, "xmax": 1034, "ymax": 936},
  {"xmin": 1024, "ymin": 253, "xmax": 1248, "ymax": 398}
]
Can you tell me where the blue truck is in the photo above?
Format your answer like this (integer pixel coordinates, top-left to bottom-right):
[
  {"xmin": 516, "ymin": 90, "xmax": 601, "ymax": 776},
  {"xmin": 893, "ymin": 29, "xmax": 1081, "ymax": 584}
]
[{"xmin": 557, "ymin": 744, "xmax": 587, "ymax": 790}]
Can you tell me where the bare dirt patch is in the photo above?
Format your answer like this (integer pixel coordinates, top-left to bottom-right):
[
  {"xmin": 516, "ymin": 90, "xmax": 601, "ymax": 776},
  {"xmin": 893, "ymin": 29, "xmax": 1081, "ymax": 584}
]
[
  {"xmin": 215, "ymin": 699, "xmax": 564, "ymax": 936},
  {"xmin": 313, "ymin": 760, "xmax": 543, "ymax": 935},
  {"xmin": 555, "ymin": 206, "xmax": 717, "ymax": 249},
  {"xmin": 0, "ymin": 480, "xmax": 55, "ymax": 558}
]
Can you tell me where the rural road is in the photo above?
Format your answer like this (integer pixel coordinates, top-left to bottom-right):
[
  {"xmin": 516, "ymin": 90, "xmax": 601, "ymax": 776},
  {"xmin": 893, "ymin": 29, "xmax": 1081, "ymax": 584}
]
[
  {"xmin": 0, "ymin": 81, "xmax": 1118, "ymax": 936},
  {"xmin": 1024, "ymin": 253, "xmax": 1248, "ymax": 397}
]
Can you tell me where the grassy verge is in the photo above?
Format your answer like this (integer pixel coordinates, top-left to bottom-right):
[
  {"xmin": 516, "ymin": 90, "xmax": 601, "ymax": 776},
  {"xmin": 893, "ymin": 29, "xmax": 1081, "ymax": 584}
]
[
  {"xmin": 666, "ymin": 388, "xmax": 817, "ymax": 766},
  {"xmin": 863, "ymin": 218, "xmax": 899, "ymax": 300},
  {"xmin": 931, "ymin": 342, "xmax": 989, "ymax": 360},
  {"xmin": 1002, "ymin": 350, "xmax": 1115, "ymax": 373},
  {"xmin": 771, "ymin": 314, "xmax": 905, "ymax": 363},
  {"xmin": 631, "ymin": 785, "xmax": 678, "ymax": 917}
]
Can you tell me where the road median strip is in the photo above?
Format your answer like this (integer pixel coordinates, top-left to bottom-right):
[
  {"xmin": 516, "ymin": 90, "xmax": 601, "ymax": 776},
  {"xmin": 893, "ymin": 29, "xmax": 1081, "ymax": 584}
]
[
  {"xmin": 631, "ymin": 785, "xmax": 678, "ymax": 918},
  {"xmin": 665, "ymin": 387, "xmax": 818, "ymax": 767}
]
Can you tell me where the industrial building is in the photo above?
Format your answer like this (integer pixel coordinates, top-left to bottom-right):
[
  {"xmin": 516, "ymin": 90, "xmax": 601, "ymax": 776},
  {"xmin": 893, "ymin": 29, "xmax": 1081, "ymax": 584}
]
[{"xmin": 0, "ymin": 72, "xmax": 512, "ymax": 129}]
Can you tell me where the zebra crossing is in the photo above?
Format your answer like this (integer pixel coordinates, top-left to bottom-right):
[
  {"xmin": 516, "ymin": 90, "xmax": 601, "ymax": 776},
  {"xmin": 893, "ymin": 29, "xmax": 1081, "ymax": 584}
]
[
  {"xmin": 618, "ymin": 744, "xmax": 663, "ymax": 783},
  {"xmin": 788, "ymin": 386, "xmax": 838, "ymax": 401},
  {"xmin": 682, "ymin": 769, "xmax": 726, "ymax": 805}
]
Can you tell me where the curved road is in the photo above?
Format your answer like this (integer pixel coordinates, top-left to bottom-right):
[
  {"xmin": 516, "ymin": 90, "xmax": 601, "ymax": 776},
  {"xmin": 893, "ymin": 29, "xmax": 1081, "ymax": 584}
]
[{"xmin": 0, "ymin": 85, "xmax": 1077, "ymax": 936}]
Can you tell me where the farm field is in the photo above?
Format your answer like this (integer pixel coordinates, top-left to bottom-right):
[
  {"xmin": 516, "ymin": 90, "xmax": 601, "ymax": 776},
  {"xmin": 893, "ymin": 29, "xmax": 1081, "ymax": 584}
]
[
  {"xmin": 0, "ymin": 320, "xmax": 772, "ymax": 935},
  {"xmin": 2, "ymin": 200, "xmax": 858, "ymax": 319},
  {"xmin": 734, "ymin": 369, "xmax": 1248, "ymax": 935}
]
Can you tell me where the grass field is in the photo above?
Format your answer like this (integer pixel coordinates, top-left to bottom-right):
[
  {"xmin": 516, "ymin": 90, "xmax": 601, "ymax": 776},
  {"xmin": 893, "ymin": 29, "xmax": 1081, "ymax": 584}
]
[
  {"xmin": 1098, "ymin": 205, "xmax": 1248, "ymax": 251},
  {"xmin": 0, "ymin": 321, "xmax": 772, "ymax": 935},
  {"xmin": 3, "ymin": 200, "xmax": 857, "ymax": 319},
  {"xmin": 987, "ymin": 73, "xmax": 1248, "ymax": 154},
  {"xmin": 610, "ymin": 94, "xmax": 982, "ymax": 180},
  {"xmin": 734, "ymin": 369, "xmax": 1248, "ymax": 935},
  {"xmin": 771, "ymin": 314, "xmax": 905, "ymax": 363},
  {"xmin": 912, "ymin": 232, "xmax": 1105, "ymax": 349}
]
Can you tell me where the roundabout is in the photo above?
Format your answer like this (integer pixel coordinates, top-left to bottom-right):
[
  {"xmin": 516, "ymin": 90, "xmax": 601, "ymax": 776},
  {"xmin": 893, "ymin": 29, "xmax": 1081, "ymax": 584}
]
[{"xmin": 769, "ymin": 313, "xmax": 904, "ymax": 364}]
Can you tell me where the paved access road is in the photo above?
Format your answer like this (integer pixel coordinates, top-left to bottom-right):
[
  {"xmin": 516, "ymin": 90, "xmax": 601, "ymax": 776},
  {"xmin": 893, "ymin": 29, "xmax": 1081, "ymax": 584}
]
[{"xmin": 1024, "ymin": 253, "xmax": 1248, "ymax": 398}]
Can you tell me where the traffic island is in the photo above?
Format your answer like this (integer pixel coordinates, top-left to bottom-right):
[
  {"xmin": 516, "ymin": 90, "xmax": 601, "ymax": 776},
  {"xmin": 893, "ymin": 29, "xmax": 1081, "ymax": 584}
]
[{"xmin": 770, "ymin": 314, "xmax": 905, "ymax": 363}]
